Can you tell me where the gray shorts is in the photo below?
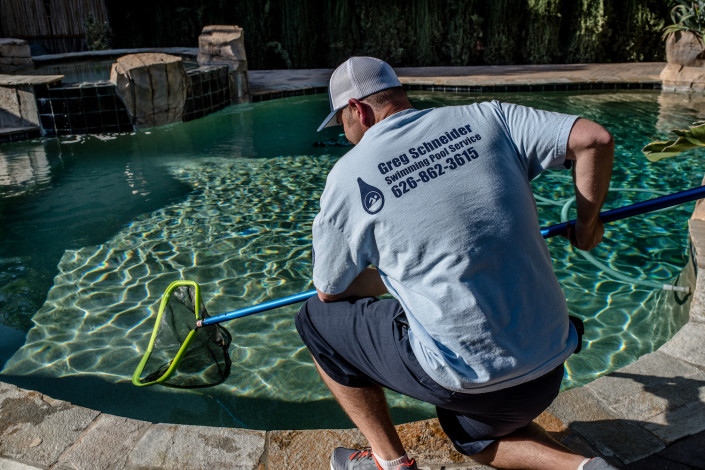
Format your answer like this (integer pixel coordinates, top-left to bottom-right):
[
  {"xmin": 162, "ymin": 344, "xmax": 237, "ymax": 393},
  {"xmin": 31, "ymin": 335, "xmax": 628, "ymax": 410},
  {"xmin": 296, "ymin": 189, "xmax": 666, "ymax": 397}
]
[{"xmin": 295, "ymin": 295, "xmax": 565, "ymax": 455}]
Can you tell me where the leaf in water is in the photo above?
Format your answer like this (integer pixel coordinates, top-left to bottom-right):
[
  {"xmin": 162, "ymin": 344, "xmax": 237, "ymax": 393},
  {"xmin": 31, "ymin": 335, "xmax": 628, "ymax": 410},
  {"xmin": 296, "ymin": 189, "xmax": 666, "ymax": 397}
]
[
  {"xmin": 645, "ymin": 150, "xmax": 688, "ymax": 162},
  {"xmin": 689, "ymin": 121, "xmax": 705, "ymax": 142},
  {"xmin": 643, "ymin": 121, "xmax": 705, "ymax": 161}
]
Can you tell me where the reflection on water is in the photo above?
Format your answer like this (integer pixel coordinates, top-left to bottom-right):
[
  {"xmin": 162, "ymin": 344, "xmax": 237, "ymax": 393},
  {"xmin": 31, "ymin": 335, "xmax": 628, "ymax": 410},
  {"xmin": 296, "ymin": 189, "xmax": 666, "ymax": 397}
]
[
  {"xmin": 0, "ymin": 140, "xmax": 58, "ymax": 198},
  {"xmin": 656, "ymin": 91, "xmax": 705, "ymax": 134},
  {"xmin": 0, "ymin": 91, "xmax": 701, "ymax": 429}
]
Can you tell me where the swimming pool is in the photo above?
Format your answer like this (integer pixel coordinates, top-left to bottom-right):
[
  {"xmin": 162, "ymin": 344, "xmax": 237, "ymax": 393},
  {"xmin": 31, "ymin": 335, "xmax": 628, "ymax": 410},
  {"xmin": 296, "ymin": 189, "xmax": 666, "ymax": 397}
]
[{"xmin": 0, "ymin": 90, "xmax": 701, "ymax": 430}]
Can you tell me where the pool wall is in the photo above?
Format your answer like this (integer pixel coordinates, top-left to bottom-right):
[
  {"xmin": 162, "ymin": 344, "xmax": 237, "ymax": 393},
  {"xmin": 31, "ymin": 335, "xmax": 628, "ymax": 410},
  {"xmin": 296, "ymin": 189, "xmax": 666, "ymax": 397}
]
[
  {"xmin": 34, "ymin": 63, "xmax": 232, "ymax": 137},
  {"xmin": 0, "ymin": 61, "xmax": 234, "ymax": 142},
  {"xmin": 34, "ymin": 80, "xmax": 133, "ymax": 136}
]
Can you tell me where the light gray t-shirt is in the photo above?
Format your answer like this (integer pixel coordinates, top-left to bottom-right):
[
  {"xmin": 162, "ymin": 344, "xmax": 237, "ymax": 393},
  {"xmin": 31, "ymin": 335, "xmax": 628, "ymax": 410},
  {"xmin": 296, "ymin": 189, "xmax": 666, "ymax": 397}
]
[{"xmin": 312, "ymin": 101, "xmax": 579, "ymax": 393}]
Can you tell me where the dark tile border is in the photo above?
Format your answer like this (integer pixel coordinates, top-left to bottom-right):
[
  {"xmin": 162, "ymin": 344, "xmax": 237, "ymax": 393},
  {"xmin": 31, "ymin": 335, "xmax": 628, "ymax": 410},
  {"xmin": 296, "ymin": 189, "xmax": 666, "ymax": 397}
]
[
  {"xmin": 252, "ymin": 86, "xmax": 329, "ymax": 102},
  {"xmin": 404, "ymin": 81, "xmax": 662, "ymax": 93},
  {"xmin": 252, "ymin": 81, "xmax": 662, "ymax": 102}
]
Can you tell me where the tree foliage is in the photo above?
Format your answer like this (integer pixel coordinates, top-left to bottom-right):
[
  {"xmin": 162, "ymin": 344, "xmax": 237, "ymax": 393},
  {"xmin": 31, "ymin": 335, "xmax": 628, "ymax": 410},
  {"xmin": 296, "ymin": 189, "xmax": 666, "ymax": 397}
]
[{"xmin": 106, "ymin": 0, "xmax": 671, "ymax": 69}]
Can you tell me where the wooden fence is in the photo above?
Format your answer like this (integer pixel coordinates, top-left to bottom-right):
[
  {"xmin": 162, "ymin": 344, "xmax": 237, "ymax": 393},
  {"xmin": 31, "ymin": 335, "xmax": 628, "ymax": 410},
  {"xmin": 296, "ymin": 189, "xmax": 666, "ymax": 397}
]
[{"xmin": 0, "ymin": 0, "xmax": 109, "ymax": 54}]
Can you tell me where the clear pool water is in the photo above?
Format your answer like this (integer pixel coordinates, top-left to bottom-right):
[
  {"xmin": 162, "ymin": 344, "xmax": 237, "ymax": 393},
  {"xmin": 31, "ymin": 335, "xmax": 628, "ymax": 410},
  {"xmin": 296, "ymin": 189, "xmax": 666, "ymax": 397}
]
[{"xmin": 0, "ymin": 90, "xmax": 702, "ymax": 430}]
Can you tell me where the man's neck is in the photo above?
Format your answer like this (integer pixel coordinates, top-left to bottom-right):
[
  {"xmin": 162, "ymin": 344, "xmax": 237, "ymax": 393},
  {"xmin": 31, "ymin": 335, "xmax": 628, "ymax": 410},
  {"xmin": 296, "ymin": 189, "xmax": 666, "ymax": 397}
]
[{"xmin": 374, "ymin": 101, "xmax": 414, "ymax": 124}]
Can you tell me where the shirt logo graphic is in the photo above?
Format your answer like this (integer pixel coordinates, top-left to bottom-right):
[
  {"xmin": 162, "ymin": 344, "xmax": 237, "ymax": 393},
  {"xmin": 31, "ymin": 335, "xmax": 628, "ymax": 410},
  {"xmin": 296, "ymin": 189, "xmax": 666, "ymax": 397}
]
[{"xmin": 357, "ymin": 177, "xmax": 384, "ymax": 215}]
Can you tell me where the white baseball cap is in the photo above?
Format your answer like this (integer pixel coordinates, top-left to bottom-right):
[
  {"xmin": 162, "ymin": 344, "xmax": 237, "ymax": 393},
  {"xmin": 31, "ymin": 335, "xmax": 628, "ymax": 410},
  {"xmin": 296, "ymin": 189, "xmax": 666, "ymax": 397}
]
[{"xmin": 317, "ymin": 57, "xmax": 402, "ymax": 132}]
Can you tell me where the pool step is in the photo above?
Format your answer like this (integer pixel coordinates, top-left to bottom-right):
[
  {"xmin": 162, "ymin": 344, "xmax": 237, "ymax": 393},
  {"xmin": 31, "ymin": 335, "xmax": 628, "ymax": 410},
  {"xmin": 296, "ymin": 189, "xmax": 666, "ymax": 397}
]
[{"xmin": 0, "ymin": 126, "xmax": 41, "ymax": 144}]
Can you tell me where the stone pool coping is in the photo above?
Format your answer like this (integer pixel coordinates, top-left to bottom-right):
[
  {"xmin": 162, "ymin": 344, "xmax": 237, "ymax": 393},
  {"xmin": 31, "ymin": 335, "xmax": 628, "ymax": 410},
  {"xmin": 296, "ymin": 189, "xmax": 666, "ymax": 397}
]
[
  {"xmin": 2, "ymin": 62, "xmax": 705, "ymax": 469},
  {"xmin": 248, "ymin": 62, "xmax": 666, "ymax": 100}
]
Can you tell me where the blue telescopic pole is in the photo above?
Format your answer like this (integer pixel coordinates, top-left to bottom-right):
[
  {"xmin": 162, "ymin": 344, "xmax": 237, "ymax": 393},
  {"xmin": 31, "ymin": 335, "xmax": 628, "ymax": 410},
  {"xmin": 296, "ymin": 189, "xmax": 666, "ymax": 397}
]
[
  {"xmin": 199, "ymin": 289, "xmax": 316, "ymax": 327},
  {"xmin": 540, "ymin": 185, "xmax": 705, "ymax": 238},
  {"xmin": 200, "ymin": 185, "xmax": 705, "ymax": 328}
]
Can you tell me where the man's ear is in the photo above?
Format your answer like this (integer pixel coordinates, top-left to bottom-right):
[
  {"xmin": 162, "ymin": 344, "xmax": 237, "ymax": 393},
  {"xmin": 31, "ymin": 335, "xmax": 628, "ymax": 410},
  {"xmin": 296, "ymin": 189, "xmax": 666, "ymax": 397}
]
[{"xmin": 348, "ymin": 98, "xmax": 373, "ymax": 127}]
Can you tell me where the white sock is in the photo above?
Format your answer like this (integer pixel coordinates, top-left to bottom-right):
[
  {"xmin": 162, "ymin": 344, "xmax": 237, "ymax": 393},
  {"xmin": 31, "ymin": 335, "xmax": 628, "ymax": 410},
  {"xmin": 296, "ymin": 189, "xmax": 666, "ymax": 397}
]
[
  {"xmin": 577, "ymin": 458, "xmax": 592, "ymax": 470},
  {"xmin": 578, "ymin": 457, "xmax": 617, "ymax": 470},
  {"xmin": 372, "ymin": 451, "xmax": 412, "ymax": 470}
]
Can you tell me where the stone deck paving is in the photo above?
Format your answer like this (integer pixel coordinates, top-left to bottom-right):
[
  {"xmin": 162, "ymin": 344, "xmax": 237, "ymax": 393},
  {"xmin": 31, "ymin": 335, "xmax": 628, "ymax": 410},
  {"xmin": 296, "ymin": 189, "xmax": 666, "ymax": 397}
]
[
  {"xmin": 248, "ymin": 62, "xmax": 666, "ymax": 96},
  {"xmin": 2, "ymin": 62, "xmax": 705, "ymax": 469}
]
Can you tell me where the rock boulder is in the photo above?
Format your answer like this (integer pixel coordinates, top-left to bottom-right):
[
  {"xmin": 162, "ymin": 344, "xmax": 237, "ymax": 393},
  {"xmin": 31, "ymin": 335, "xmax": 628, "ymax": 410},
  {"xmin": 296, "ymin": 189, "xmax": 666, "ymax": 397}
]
[
  {"xmin": 197, "ymin": 25, "xmax": 250, "ymax": 103},
  {"xmin": 110, "ymin": 53, "xmax": 187, "ymax": 128},
  {"xmin": 661, "ymin": 31, "xmax": 705, "ymax": 92}
]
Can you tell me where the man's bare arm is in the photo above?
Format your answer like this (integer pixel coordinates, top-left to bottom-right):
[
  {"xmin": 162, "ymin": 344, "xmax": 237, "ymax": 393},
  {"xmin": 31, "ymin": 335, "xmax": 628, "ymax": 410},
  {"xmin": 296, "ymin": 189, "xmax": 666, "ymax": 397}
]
[{"xmin": 564, "ymin": 117, "xmax": 614, "ymax": 251}]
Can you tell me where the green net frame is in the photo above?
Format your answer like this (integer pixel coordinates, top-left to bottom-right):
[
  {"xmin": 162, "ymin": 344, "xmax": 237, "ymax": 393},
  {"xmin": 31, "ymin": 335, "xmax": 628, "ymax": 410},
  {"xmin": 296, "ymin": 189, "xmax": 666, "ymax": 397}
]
[{"xmin": 132, "ymin": 280, "xmax": 232, "ymax": 388}]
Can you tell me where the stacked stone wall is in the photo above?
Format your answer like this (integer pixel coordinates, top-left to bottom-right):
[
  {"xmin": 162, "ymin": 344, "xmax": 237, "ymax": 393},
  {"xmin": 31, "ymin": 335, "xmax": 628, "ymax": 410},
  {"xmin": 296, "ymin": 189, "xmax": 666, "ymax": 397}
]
[{"xmin": 0, "ymin": 38, "xmax": 32, "ymax": 73}]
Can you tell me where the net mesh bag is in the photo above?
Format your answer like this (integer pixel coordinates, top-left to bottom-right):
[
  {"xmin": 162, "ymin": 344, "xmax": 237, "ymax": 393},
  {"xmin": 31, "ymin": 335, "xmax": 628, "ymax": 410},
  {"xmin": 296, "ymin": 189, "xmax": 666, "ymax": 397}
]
[{"xmin": 133, "ymin": 283, "xmax": 232, "ymax": 388}]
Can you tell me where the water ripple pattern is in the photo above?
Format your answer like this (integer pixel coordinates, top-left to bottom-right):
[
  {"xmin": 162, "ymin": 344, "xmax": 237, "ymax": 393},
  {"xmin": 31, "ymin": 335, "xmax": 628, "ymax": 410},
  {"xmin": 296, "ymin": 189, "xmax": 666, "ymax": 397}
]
[
  {"xmin": 2, "ymin": 155, "xmax": 339, "ymax": 402},
  {"xmin": 534, "ymin": 173, "xmax": 692, "ymax": 389}
]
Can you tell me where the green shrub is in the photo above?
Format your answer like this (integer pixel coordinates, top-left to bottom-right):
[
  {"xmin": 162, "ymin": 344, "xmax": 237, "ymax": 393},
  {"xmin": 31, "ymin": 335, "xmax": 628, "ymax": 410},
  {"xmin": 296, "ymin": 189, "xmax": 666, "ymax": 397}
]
[
  {"xmin": 106, "ymin": 0, "xmax": 674, "ymax": 68},
  {"xmin": 444, "ymin": 0, "xmax": 484, "ymax": 65},
  {"xmin": 567, "ymin": 0, "xmax": 612, "ymax": 63},
  {"xmin": 663, "ymin": 0, "xmax": 705, "ymax": 38},
  {"xmin": 483, "ymin": 0, "xmax": 525, "ymax": 64},
  {"xmin": 85, "ymin": 14, "xmax": 111, "ymax": 51},
  {"xmin": 618, "ymin": 0, "xmax": 666, "ymax": 62},
  {"xmin": 523, "ymin": 0, "xmax": 562, "ymax": 64}
]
